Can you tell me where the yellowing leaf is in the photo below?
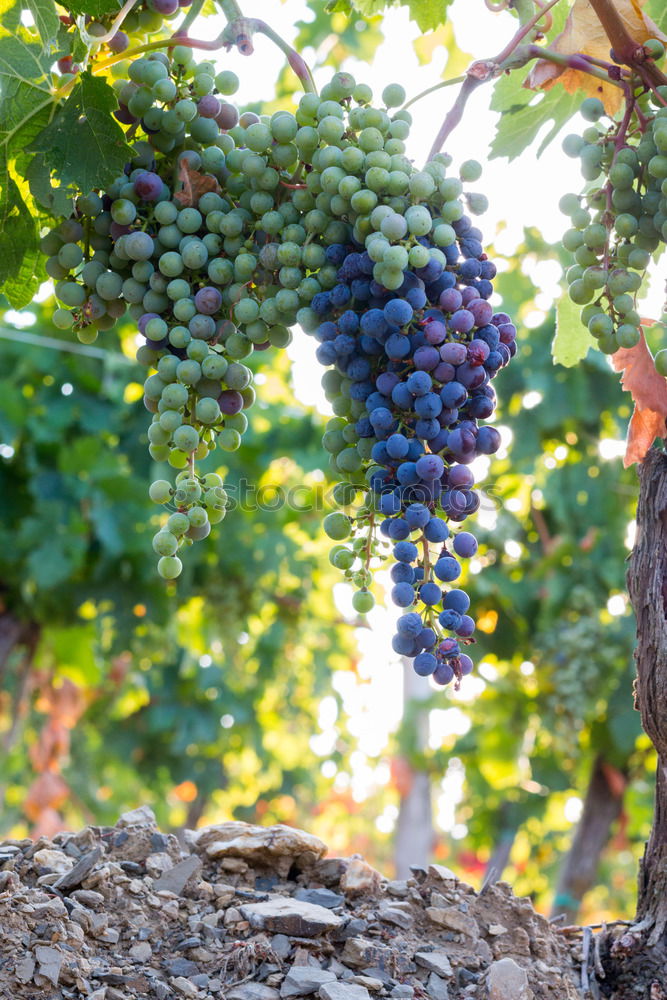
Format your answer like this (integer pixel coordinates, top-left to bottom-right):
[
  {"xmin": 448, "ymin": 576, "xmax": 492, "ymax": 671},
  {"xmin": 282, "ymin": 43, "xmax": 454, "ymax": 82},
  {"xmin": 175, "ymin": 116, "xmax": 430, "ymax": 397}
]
[
  {"xmin": 527, "ymin": 0, "xmax": 667, "ymax": 114},
  {"xmin": 612, "ymin": 329, "xmax": 667, "ymax": 466},
  {"xmin": 413, "ymin": 21, "xmax": 472, "ymax": 77}
]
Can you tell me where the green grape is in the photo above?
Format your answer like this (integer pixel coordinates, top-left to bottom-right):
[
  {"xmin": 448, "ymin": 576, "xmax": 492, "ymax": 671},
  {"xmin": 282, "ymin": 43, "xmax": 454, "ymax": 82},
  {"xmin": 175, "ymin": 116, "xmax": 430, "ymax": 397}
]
[
  {"xmin": 323, "ymin": 512, "xmax": 351, "ymax": 540},
  {"xmin": 149, "ymin": 479, "xmax": 172, "ymax": 503},
  {"xmin": 157, "ymin": 555, "xmax": 182, "ymax": 579},
  {"xmin": 352, "ymin": 590, "xmax": 375, "ymax": 613}
]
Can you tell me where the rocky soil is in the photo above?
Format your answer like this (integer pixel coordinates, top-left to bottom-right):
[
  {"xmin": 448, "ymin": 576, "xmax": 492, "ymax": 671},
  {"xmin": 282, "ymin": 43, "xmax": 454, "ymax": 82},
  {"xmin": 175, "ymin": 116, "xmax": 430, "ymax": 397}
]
[{"xmin": 0, "ymin": 809, "xmax": 600, "ymax": 1000}]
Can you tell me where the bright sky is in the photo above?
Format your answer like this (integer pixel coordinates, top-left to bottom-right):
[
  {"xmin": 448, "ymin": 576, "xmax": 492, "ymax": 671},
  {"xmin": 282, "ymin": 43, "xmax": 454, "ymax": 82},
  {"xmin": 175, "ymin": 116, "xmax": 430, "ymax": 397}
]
[{"xmin": 169, "ymin": 0, "xmax": 659, "ymax": 837}]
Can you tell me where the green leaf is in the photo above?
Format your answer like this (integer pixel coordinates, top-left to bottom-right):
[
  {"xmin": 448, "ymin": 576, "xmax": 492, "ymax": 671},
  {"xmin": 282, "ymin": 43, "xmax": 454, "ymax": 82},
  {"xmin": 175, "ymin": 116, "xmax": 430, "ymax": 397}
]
[
  {"xmin": 26, "ymin": 0, "xmax": 60, "ymax": 49},
  {"xmin": 646, "ymin": 0, "xmax": 667, "ymax": 35},
  {"xmin": 552, "ymin": 291, "xmax": 596, "ymax": 367},
  {"xmin": 28, "ymin": 71, "xmax": 134, "ymax": 194},
  {"xmin": 65, "ymin": 0, "xmax": 121, "ymax": 17},
  {"xmin": 347, "ymin": 0, "xmax": 452, "ymax": 30},
  {"xmin": 405, "ymin": 0, "xmax": 452, "ymax": 31},
  {"xmin": 489, "ymin": 83, "xmax": 582, "ymax": 160},
  {"xmin": 0, "ymin": 177, "xmax": 41, "ymax": 307}
]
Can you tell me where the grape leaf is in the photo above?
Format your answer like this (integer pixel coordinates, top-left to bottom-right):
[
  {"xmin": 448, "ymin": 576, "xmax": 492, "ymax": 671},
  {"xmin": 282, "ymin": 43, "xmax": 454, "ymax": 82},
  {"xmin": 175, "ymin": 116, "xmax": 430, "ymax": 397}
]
[
  {"xmin": 63, "ymin": 0, "xmax": 121, "ymax": 17},
  {"xmin": 612, "ymin": 330, "xmax": 667, "ymax": 466},
  {"xmin": 26, "ymin": 0, "xmax": 60, "ymax": 49},
  {"xmin": 28, "ymin": 71, "xmax": 134, "ymax": 195},
  {"xmin": 646, "ymin": 0, "xmax": 667, "ymax": 33},
  {"xmin": 489, "ymin": 85, "xmax": 581, "ymax": 160},
  {"xmin": 552, "ymin": 291, "xmax": 596, "ymax": 368},
  {"xmin": 0, "ymin": 177, "xmax": 41, "ymax": 307},
  {"xmin": 526, "ymin": 0, "xmax": 667, "ymax": 115},
  {"xmin": 344, "ymin": 0, "xmax": 452, "ymax": 31}
]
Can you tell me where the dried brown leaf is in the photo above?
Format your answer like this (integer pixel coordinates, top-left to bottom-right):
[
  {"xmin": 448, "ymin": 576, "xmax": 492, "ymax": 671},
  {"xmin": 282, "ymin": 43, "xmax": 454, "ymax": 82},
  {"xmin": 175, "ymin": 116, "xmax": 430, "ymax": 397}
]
[
  {"xmin": 612, "ymin": 330, "xmax": 667, "ymax": 466},
  {"xmin": 174, "ymin": 162, "xmax": 221, "ymax": 207},
  {"xmin": 527, "ymin": 0, "xmax": 667, "ymax": 114}
]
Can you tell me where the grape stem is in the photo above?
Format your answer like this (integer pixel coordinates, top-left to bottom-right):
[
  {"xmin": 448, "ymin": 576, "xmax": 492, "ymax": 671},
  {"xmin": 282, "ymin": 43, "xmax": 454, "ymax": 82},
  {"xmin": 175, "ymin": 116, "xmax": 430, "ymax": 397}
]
[
  {"xmin": 426, "ymin": 0, "xmax": 620, "ymax": 160},
  {"xmin": 175, "ymin": 0, "xmax": 206, "ymax": 38},
  {"xmin": 401, "ymin": 76, "xmax": 466, "ymax": 112},
  {"xmin": 75, "ymin": 0, "xmax": 140, "ymax": 48},
  {"xmin": 586, "ymin": 0, "xmax": 667, "ymax": 89}
]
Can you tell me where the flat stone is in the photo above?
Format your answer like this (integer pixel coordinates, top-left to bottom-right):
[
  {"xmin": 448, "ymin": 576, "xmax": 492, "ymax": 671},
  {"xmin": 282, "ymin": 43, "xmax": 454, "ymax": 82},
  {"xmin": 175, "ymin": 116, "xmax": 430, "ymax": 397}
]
[
  {"xmin": 389, "ymin": 988, "xmax": 413, "ymax": 998},
  {"xmin": 240, "ymin": 898, "xmax": 342, "ymax": 937},
  {"xmin": 53, "ymin": 848, "xmax": 103, "ymax": 892},
  {"xmin": 425, "ymin": 907, "xmax": 478, "ymax": 939},
  {"xmin": 189, "ymin": 823, "xmax": 326, "ymax": 872},
  {"xmin": 340, "ymin": 860, "xmax": 383, "ymax": 897},
  {"xmin": 350, "ymin": 978, "xmax": 382, "ymax": 992},
  {"xmin": 165, "ymin": 958, "xmax": 199, "ymax": 978},
  {"xmin": 294, "ymin": 887, "xmax": 344, "ymax": 909},
  {"xmin": 428, "ymin": 865, "xmax": 458, "ymax": 883},
  {"xmin": 272, "ymin": 934, "xmax": 292, "ymax": 959},
  {"xmin": 129, "ymin": 941, "xmax": 153, "ymax": 962},
  {"xmin": 426, "ymin": 973, "xmax": 449, "ymax": 1000},
  {"xmin": 172, "ymin": 977, "xmax": 199, "ymax": 997},
  {"xmin": 117, "ymin": 805, "xmax": 157, "ymax": 826},
  {"xmin": 34, "ymin": 945, "xmax": 63, "ymax": 986},
  {"xmin": 385, "ymin": 881, "xmax": 408, "ymax": 898},
  {"xmin": 487, "ymin": 924, "xmax": 508, "ymax": 936},
  {"xmin": 280, "ymin": 966, "xmax": 337, "ymax": 997},
  {"xmin": 486, "ymin": 959, "xmax": 533, "ymax": 1000},
  {"xmin": 15, "ymin": 955, "xmax": 35, "ymax": 984},
  {"xmin": 414, "ymin": 953, "xmax": 453, "ymax": 979},
  {"xmin": 319, "ymin": 984, "xmax": 371, "ymax": 1000},
  {"xmin": 377, "ymin": 902, "xmax": 412, "ymax": 930},
  {"xmin": 228, "ymin": 983, "xmax": 281, "ymax": 1000},
  {"xmin": 34, "ymin": 849, "xmax": 74, "ymax": 873},
  {"xmin": 153, "ymin": 855, "xmax": 202, "ymax": 895}
]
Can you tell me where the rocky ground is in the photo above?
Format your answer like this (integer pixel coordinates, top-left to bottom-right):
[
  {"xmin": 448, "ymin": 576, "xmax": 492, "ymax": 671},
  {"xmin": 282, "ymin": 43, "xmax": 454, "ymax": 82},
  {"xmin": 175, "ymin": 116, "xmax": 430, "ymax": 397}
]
[{"xmin": 0, "ymin": 809, "xmax": 604, "ymax": 999}]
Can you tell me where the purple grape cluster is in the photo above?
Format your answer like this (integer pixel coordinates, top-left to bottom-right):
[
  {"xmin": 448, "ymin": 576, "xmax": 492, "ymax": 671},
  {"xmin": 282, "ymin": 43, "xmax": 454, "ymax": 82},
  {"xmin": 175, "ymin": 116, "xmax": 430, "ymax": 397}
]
[{"xmin": 316, "ymin": 210, "xmax": 517, "ymax": 686}]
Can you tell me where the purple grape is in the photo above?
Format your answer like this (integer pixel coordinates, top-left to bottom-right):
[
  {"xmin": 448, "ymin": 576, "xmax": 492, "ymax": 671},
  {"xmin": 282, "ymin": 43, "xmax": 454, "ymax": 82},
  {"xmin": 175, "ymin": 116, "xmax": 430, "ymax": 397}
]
[
  {"xmin": 194, "ymin": 286, "xmax": 223, "ymax": 315},
  {"xmin": 420, "ymin": 582, "xmax": 442, "ymax": 606},
  {"xmin": 108, "ymin": 30, "xmax": 129, "ymax": 53},
  {"xmin": 439, "ymin": 288, "xmax": 462, "ymax": 312},
  {"xmin": 458, "ymin": 654, "xmax": 474, "ymax": 676},
  {"xmin": 424, "ymin": 320, "xmax": 447, "ymax": 345},
  {"xmin": 476, "ymin": 426, "xmax": 502, "ymax": 455},
  {"xmin": 215, "ymin": 103, "xmax": 240, "ymax": 130},
  {"xmin": 413, "ymin": 346, "xmax": 440, "ymax": 371},
  {"xmin": 440, "ymin": 342, "xmax": 467, "ymax": 366},
  {"xmin": 392, "ymin": 583, "xmax": 416, "ymax": 608},
  {"xmin": 397, "ymin": 612, "xmax": 423, "ymax": 637},
  {"xmin": 218, "ymin": 390, "xmax": 243, "ymax": 415},
  {"xmin": 414, "ymin": 652, "xmax": 437, "ymax": 676},
  {"xmin": 456, "ymin": 615, "xmax": 476, "ymax": 637},
  {"xmin": 449, "ymin": 309, "xmax": 475, "ymax": 334},
  {"xmin": 453, "ymin": 532, "xmax": 478, "ymax": 558},
  {"xmin": 198, "ymin": 95, "xmax": 221, "ymax": 119},
  {"xmin": 149, "ymin": 0, "xmax": 179, "ymax": 13},
  {"xmin": 443, "ymin": 589, "xmax": 470, "ymax": 614},
  {"xmin": 434, "ymin": 556, "xmax": 461, "ymax": 582}
]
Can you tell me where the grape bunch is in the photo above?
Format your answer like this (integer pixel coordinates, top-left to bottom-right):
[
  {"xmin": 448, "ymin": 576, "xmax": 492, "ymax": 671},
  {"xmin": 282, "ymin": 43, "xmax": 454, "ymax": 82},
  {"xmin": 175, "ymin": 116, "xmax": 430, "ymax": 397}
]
[
  {"xmin": 283, "ymin": 81, "xmax": 515, "ymax": 686},
  {"xmin": 560, "ymin": 85, "xmax": 667, "ymax": 366}
]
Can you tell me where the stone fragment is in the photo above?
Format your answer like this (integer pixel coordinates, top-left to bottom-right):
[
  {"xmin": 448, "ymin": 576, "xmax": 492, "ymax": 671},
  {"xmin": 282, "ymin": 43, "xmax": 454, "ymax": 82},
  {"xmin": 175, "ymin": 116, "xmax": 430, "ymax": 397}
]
[
  {"xmin": 34, "ymin": 848, "xmax": 74, "ymax": 873},
  {"xmin": 414, "ymin": 953, "xmax": 453, "ymax": 979},
  {"xmin": 340, "ymin": 860, "xmax": 383, "ymax": 897},
  {"xmin": 240, "ymin": 898, "xmax": 342, "ymax": 937},
  {"xmin": 319, "ymin": 983, "xmax": 371, "ymax": 1000},
  {"xmin": 172, "ymin": 977, "xmax": 199, "ymax": 997},
  {"xmin": 153, "ymin": 855, "xmax": 202, "ymax": 895},
  {"xmin": 424, "ymin": 907, "xmax": 478, "ymax": 939},
  {"xmin": 294, "ymin": 887, "xmax": 344, "ymax": 909},
  {"xmin": 350, "ymin": 977, "xmax": 382, "ymax": 991},
  {"xmin": 390, "ymin": 987, "xmax": 413, "ymax": 997},
  {"xmin": 71, "ymin": 889, "xmax": 105, "ymax": 909},
  {"xmin": 428, "ymin": 865, "xmax": 458, "ymax": 883},
  {"xmin": 490, "ymin": 926, "xmax": 531, "ymax": 958},
  {"xmin": 377, "ymin": 901, "xmax": 413, "ymax": 930},
  {"xmin": 34, "ymin": 945, "xmax": 63, "ymax": 986},
  {"xmin": 487, "ymin": 924, "xmax": 508, "ymax": 936},
  {"xmin": 129, "ymin": 941, "xmax": 153, "ymax": 962},
  {"xmin": 271, "ymin": 934, "xmax": 292, "ymax": 959},
  {"xmin": 425, "ymin": 973, "xmax": 449, "ymax": 1000},
  {"xmin": 146, "ymin": 852, "xmax": 175, "ymax": 877},
  {"xmin": 280, "ymin": 965, "xmax": 337, "ymax": 997},
  {"xmin": 53, "ymin": 847, "xmax": 103, "ymax": 892},
  {"xmin": 486, "ymin": 959, "xmax": 533, "ymax": 1000},
  {"xmin": 165, "ymin": 958, "xmax": 199, "ymax": 978},
  {"xmin": 385, "ymin": 881, "xmax": 408, "ymax": 898},
  {"xmin": 189, "ymin": 823, "xmax": 326, "ymax": 874},
  {"xmin": 228, "ymin": 983, "xmax": 281, "ymax": 1000},
  {"xmin": 15, "ymin": 955, "xmax": 35, "ymax": 984},
  {"xmin": 117, "ymin": 805, "xmax": 157, "ymax": 826}
]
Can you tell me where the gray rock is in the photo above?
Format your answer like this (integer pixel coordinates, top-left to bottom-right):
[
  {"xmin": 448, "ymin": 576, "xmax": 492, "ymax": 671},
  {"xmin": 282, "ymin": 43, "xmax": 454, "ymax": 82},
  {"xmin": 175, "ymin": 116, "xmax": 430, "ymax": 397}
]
[
  {"xmin": 426, "ymin": 974, "xmax": 449, "ymax": 1000},
  {"xmin": 34, "ymin": 945, "xmax": 63, "ymax": 986},
  {"xmin": 377, "ymin": 902, "xmax": 413, "ymax": 930},
  {"xmin": 53, "ymin": 847, "xmax": 103, "ymax": 892},
  {"xmin": 191, "ymin": 974, "xmax": 209, "ymax": 988},
  {"xmin": 240, "ymin": 898, "xmax": 342, "ymax": 937},
  {"xmin": 118, "ymin": 805, "xmax": 157, "ymax": 826},
  {"xmin": 389, "ymin": 988, "xmax": 413, "ymax": 998},
  {"xmin": 486, "ymin": 959, "xmax": 533, "ymax": 1000},
  {"xmin": 165, "ymin": 958, "xmax": 199, "ymax": 978},
  {"xmin": 294, "ymin": 888, "xmax": 344, "ymax": 909},
  {"xmin": 280, "ymin": 966, "xmax": 337, "ymax": 997},
  {"xmin": 414, "ymin": 953, "xmax": 453, "ymax": 979},
  {"xmin": 129, "ymin": 941, "xmax": 153, "ymax": 963},
  {"xmin": 319, "ymin": 984, "xmax": 371, "ymax": 1000},
  {"xmin": 153, "ymin": 855, "xmax": 202, "ymax": 895},
  {"xmin": 15, "ymin": 955, "xmax": 35, "ymax": 984},
  {"xmin": 228, "ymin": 983, "xmax": 280, "ymax": 1000},
  {"xmin": 272, "ymin": 934, "xmax": 292, "ymax": 959},
  {"xmin": 173, "ymin": 978, "xmax": 199, "ymax": 997}
]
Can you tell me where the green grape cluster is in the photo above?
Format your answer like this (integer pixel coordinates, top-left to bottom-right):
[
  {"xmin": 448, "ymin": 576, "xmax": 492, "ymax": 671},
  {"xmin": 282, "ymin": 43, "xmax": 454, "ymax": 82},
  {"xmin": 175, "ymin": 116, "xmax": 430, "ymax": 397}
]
[{"xmin": 560, "ymin": 85, "xmax": 667, "ymax": 366}]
